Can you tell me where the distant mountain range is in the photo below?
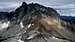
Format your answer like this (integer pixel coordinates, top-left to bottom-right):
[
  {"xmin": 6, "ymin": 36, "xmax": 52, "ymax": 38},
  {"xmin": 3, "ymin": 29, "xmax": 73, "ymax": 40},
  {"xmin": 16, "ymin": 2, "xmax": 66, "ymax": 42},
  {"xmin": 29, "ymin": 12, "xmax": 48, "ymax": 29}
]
[{"xmin": 60, "ymin": 16, "xmax": 75, "ymax": 24}]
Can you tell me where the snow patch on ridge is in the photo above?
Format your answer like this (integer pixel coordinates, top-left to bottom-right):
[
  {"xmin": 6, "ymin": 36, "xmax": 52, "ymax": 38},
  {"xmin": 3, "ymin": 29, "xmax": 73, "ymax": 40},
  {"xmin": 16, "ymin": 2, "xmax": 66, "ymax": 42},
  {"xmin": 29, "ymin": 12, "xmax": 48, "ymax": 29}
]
[{"xmin": 0, "ymin": 21, "xmax": 10, "ymax": 30}]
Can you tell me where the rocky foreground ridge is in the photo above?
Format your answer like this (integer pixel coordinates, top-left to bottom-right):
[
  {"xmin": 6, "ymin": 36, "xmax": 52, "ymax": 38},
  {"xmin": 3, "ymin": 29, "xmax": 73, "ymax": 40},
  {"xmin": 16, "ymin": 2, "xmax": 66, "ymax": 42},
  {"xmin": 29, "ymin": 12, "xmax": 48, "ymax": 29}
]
[{"xmin": 0, "ymin": 2, "xmax": 75, "ymax": 42}]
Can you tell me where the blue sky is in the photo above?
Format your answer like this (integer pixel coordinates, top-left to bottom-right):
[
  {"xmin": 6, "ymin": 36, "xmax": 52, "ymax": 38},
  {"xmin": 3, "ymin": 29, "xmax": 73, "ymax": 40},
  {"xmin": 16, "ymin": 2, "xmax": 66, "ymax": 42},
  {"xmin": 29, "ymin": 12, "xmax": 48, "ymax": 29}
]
[{"xmin": 0, "ymin": 0, "xmax": 75, "ymax": 16}]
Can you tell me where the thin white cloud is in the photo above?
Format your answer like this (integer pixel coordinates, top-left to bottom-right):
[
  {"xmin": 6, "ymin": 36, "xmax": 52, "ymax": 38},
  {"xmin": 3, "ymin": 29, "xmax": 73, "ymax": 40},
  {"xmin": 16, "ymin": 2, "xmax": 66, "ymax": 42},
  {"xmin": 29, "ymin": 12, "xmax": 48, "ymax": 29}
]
[
  {"xmin": 49, "ymin": 4, "xmax": 75, "ymax": 9},
  {"xmin": 0, "ymin": 2, "xmax": 22, "ymax": 12},
  {"xmin": 0, "ymin": 2, "xmax": 21, "ymax": 8}
]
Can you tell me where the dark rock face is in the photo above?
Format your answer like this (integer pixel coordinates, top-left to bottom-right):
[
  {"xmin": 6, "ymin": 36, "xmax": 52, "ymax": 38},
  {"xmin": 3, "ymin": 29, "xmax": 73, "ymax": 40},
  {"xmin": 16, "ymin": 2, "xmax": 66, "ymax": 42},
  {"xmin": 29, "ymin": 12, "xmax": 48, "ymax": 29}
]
[{"xmin": 0, "ymin": 2, "xmax": 74, "ymax": 42}]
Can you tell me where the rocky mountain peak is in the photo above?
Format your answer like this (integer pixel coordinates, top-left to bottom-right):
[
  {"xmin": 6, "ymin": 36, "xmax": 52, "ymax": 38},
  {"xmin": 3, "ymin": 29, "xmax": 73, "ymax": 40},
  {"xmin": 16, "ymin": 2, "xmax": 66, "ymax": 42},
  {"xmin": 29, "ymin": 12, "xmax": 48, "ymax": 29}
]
[
  {"xmin": 0, "ymin": 2, "xmax": 74, "ymax": 42},
  {"xmin": 22, "ymin": 2, "xmax": 27, "ymax": 6}
]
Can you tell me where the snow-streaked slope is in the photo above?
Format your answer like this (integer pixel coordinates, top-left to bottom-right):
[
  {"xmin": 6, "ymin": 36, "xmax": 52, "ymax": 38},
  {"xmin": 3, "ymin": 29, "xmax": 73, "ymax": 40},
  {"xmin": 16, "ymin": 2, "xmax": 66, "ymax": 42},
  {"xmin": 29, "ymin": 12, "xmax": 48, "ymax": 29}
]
[{"xmin": 0, "ymin": 21, "xmax": 10, "ymax": 30}]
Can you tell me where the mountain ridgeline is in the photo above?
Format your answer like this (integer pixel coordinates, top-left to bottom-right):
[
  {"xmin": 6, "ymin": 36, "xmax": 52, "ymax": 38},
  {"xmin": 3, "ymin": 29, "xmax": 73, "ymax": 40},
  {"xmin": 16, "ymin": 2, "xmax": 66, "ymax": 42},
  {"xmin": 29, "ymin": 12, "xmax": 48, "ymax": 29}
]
[
  {"xmin": 0, "ymin": 2, "xmax": 60, "ymax": 24},
  {"xmin": 0, "ymin": 2, "xmax": 75, "ymax": 42}
]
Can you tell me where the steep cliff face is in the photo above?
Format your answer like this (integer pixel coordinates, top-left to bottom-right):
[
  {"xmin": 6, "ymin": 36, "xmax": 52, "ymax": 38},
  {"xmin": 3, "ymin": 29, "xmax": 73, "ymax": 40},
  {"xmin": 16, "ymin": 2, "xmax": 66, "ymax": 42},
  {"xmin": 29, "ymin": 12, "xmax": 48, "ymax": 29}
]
[{"xmin": 0, "ymin": 2, "xmax": 74, "ymax": 42}]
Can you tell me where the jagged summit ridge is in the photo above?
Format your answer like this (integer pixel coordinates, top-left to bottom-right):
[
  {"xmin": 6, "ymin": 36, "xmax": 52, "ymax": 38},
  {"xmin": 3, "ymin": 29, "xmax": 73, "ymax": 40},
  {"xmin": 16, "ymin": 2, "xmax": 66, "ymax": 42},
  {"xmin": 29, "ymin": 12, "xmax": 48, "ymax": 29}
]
[{"xmin": 0, "ymin": 2, "xmax": 60, "ymax": 24}]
